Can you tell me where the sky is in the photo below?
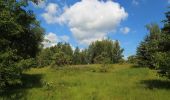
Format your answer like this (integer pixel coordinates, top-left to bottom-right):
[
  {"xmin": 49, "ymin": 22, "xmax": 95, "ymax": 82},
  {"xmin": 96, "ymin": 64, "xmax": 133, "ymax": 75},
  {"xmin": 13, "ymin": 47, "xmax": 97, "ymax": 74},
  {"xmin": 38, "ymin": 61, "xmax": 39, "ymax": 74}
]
[{"xmin": 28, "ymin": 0, "xmax": 169, "ymax": 58}]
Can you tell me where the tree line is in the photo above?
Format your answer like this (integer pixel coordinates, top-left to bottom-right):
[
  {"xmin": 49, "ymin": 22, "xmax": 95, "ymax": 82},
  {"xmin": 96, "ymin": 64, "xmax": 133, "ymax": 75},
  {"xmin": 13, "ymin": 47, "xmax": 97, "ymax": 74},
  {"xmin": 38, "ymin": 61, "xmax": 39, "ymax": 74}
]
[{"xmin": 36, "ymin": 39, "xmax": 124, "ymax": 67}]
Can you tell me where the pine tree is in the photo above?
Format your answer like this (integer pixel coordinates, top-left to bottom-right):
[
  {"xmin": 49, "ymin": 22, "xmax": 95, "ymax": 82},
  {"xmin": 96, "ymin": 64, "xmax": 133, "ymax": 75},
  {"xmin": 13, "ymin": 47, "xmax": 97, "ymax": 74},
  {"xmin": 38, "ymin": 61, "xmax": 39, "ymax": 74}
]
[
  {"xmin": 112, "ymin": 40, "xmax": 124, "ymax": 63},
  {"xmin": 155, "ymin": 10, "xmax": 170, "ymax": 78},
  {"xmin": 137, "ymin": 24, "xmax": 161, "ymax": 68},
  {"xmin": 73, "ymin": 47, "xmax": 81, "ymax": 64}
]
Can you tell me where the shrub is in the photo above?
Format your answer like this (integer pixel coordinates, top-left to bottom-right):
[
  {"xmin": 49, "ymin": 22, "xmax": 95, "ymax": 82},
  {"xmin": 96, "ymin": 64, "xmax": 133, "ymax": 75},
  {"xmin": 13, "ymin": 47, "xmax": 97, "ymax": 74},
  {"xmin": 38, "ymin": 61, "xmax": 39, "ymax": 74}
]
[{"xmin": 51, "ymin": 51, "xmax": 71, "ymax": 67}]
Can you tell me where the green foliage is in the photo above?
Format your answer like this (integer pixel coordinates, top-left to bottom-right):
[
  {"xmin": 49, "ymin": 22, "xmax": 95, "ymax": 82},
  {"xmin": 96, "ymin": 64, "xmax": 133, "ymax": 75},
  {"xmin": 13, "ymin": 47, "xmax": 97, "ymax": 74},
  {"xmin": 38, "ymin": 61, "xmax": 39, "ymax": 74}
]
[
  {"xmin": 99, "ymin": 62, "xmax": 111, "ymax": 73},
  {"xmin": 79, "ymin": 49, "xmax": 89, "ymax": 64},
  {"xmin": 137, "ymin": 9, "xmax": 170, "ymax": 79},
  {"xmin": 0, "ymin": 0, "xmax": 44, "ymax": 88},
  {"xmin": 137, "ymin": 23, "xmax": 161, "ymax": 68},
  {"xmin": 17, "ymin": 58, "xmax": 38, "ymax": 70},
  {"xmin": 118, "ymin": 58, "xmax": 126, "ymax": 64},
  {"xmin": 112, "ymin": 40, "xmax": 124, "ymax": 63},
  {"xmin": 52, "ymin": 51, "xmax": 72, "ymax": 67},
  {"xmin": 94, "ymin": 52, "xmax": 111, "ymax": 64},
  {"xmin": 43, "ymin": 81, "xmax": 55, "ymax": 91},
  {"xmin": 36, "ymin": 42, "xmax": 73, "ymax": 67},
  {"xmin": 156, "ymin": 10, "xmax": 170, "ymax": 78},
  {"xmin": 127, "ymin": 55, "xmax": 138, "ymax": 64},
  {"xmin": 36, "ymin": 48, "xmax": 53, "ymax": 67},
  {"xmin": 72, "ymin": 47, "xmax": 89, "ymax": 65},
  {"xmin": 73, "ymin": 47, "xmax": 81, "ymax": 64},
  {"xmin": 36, "ymin": 39, "xmax": 124, "ymax": 67},
  {"xmin": 88, "ymin": 39, "xmax": 124, "ymax": 64},
  {"xmin": 0, "ymin": 49, "xmax": 22, "ymax": 88}
]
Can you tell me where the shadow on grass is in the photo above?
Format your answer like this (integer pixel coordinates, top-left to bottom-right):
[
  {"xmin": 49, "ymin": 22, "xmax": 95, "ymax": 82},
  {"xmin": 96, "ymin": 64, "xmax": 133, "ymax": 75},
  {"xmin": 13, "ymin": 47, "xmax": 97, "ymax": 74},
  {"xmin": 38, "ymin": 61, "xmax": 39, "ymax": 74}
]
[
  {"xmin": 0, "ymin": 74, "xmax": 43, "ymax": 100},
  {"xmin": 140, "ymin": 79, "xmax": 170, "ymax": 90}
]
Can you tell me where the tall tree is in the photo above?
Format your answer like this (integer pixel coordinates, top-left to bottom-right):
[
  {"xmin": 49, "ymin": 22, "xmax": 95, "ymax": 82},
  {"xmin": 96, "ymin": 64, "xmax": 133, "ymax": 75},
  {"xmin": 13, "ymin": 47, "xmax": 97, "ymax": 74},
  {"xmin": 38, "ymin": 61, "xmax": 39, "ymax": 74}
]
[
  {"xmin": 112, "ymin": 40, "xmax": 124, "ymax": 63},
  {"xmin": 0, "ymin": 0, "xmax": 44, "ymax": 88},
  {"xmin": 87, "ymin": 39, "xmax": 124, "ymax": 64},
  {"xmin": 73, "ymin": 47, "xmax": 81, "ymax": 65},
  {"xmin": 155, "ymin": 10, "xmax": 170, "ymax": 78},
  {"xmin": 79, "ymin": 49, "xmax": 89, "ymax": 64},
  {"xmin": 36, "ymin": 48, "xmax": 53, "ymax": 67},
  {"xmin": 137, "ymin": 24, "xmax": 161, "ymax": 68}
]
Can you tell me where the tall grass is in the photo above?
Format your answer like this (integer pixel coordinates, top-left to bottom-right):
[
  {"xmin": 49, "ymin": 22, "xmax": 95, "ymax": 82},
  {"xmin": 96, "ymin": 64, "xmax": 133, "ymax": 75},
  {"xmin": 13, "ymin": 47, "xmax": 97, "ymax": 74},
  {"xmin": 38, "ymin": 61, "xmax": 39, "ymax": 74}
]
[{"xmin": 1, "ymin": 64, "xmax": 170, "ymax": 100}]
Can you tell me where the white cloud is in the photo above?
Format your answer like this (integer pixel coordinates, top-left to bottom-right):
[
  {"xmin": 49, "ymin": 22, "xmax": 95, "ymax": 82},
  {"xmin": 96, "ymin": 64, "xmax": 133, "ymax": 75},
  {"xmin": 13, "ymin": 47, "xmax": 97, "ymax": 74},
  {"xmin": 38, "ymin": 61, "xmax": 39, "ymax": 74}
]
[
  {"xmin": 43, "ymin": 32, "xmax": 58, "ymax": 47},
  {"xmin": 59, "ymin": 35, "xmax": 70, "ymax": 42},
  {"xmin": 42, "ymin": 32, "xmax": 70, "ymax": 48},
  {"xmin": 132, "ymin": 0, "xmax": 139, "ymax": 5},
  {"xmin": 41, "ymin": 3, "xmax": 59, "ymax": 24},
  {"xmin": 41, "ymin": 1, "xmax": 128, "ymax": 45},
  {"xmin": 45, "ymin": 3, "xmax": 58, "ymax": 14},
  {"xmin": 120, "ymin": 27, "xmax": 130, "ymax": 34},
  {"xmin": 58, "ymin": 0, "xmax": 128, "ymax": 45}
]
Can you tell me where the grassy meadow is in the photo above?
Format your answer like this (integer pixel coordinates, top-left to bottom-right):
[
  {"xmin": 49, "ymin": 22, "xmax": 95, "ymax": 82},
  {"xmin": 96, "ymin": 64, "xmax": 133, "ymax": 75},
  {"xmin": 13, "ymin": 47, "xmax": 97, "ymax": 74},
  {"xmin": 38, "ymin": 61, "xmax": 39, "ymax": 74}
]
[{"xmin": 1, "ymin": 64, "xmax": 170, "ymax": 100}]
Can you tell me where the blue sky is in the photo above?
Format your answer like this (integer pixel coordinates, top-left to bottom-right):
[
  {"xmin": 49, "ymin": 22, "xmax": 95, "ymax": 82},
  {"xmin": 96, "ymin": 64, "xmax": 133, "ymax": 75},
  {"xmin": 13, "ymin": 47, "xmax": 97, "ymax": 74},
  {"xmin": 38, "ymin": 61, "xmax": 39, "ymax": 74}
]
[{"xmin": 28, "ymin": 0, "xmax": 169, "ymax": 58}]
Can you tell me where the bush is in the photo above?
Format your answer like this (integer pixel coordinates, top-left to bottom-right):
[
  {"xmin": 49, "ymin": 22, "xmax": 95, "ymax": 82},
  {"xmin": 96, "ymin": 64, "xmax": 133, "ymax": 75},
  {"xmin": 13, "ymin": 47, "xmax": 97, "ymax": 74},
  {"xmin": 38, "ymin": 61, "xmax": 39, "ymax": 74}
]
[
  {"xmin": 0, "ymin": 50, "xmax": 22, "ymax": 88},
  {"xmin": 17, "ymin": 58, "xmax": 38, "ymax": 70},
  {"xmin": 154, "ymin": 52, "xmax": 170, "ymax": 78},
  {"xmin": 99, "ymin": 54, "xmax": 111, "ymax": 72},
  {"xmin": 51, "ymin": 51, "xmax": 72, "ymax": 67},
  {"xmin": 100, "ymin": 63, "xmax": 110, "ymax": 73},
  {"xmin": 127, "ymin": 55, "xmax": 138, "ymax": 64}
]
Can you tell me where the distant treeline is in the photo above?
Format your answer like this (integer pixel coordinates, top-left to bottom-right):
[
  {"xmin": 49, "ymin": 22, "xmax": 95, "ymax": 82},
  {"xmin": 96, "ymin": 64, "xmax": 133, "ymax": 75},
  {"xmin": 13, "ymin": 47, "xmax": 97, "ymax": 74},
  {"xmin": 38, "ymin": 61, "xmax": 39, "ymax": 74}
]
[{"xmin": 36, "ymin": 39, "xmax": 124, "ymax": 67}]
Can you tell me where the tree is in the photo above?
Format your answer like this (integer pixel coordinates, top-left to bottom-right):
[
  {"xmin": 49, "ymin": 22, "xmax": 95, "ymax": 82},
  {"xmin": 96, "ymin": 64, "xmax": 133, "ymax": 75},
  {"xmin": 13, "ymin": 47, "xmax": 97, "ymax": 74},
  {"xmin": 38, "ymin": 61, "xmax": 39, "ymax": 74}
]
[
  {"xmin": 52, "ymin": 51, "xmax": 71, "ymax": 67},
  {"xmin": 112, "ymin": 40, "xmax": 124, "ymax": 63},
  {"xmin": 136, "ymin": 41, "xmax": 150, "ymax": 66},
  {"xmin": 127, "ymin": 55, "xmax": 138, "ymax": 64},
  {"xmin": 79, "ymin": 49, "xmax": 89, "ymax": 64},
  {"xmin": 36, "ymin": 48, "xmax": 53, "ymax": 67},
  {"xmin": 36, "ymin": 42, "xmax": 74, "ymax": 67},
  {"xmin": 60, "ymin": 43, "xmax": 73, "ymax": 64},
  {"xmin": 73, "ymin": 47, "xmax": 81, "ymax": 64},
  {"xmin": 137, "ymin": 24, "xmax": 161, "ymax": 68},
  {"xmin": 87, "ymin": 39, "xmax": 124, "ymax": 64},
  {"xmin": 94, "ymin": 52, "xmax": 111, "ymax": 64},
  {"xmin": 155, "ymin": 10, "xmax": 170, "ymax": 78},
  {"xmin": 0, "ymin": 0, "xmax": 44, "ymax": 88}
]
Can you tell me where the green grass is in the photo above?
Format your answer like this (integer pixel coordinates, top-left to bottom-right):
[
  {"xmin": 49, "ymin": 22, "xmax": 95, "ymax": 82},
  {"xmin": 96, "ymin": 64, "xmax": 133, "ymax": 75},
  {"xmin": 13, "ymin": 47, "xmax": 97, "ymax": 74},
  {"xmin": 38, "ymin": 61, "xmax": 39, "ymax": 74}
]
[{"xmin": 1, "ymin": 64, "xmax": 170, "ymax": 100}]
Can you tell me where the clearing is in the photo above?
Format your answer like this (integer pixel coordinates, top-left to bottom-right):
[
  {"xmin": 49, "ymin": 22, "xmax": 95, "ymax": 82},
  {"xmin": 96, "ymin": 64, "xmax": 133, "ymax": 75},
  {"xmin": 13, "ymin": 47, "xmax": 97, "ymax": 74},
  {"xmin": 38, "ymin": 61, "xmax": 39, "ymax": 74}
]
[{"xmin": 1, "ymin": 64, "xmax": 170, "ymax": 100}]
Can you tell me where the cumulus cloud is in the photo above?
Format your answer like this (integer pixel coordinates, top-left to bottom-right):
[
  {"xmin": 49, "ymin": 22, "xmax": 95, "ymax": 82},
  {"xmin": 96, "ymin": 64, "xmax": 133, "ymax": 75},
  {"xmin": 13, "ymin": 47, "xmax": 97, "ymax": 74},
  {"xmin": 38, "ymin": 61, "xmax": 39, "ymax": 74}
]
[
  {"xmin": 58, "ymin": 0, "xmax": 128, "ymax": 45},
  {"xmin": 42, "ymin": 0, "xmax": 128, "ymax": 45},
  {"xmin": 41, "ymin": 3, "xmax": 59, "ymax": 24},
  {"xmin": 120, "ymin": 27, "xmax": 130, "ymax": 34},
  {"xmin": 42, "ymin": 32, "xmax": 70, "ymax": 48}
]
